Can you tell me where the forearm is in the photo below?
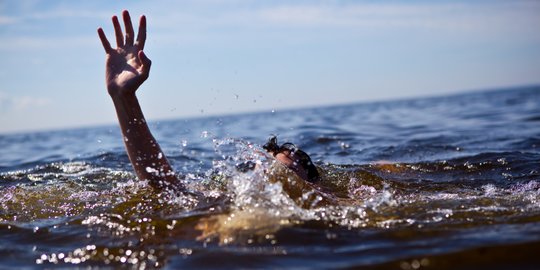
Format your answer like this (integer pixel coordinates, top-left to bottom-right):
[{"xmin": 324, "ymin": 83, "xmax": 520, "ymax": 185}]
[{"xmin": 111, "ymin": 93, "xmax": 180, "ymax": 191}]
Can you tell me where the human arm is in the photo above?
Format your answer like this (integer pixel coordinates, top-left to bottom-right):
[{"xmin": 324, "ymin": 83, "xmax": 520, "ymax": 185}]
[{"xmin": 97, "ymin": 10, "xmax": 180, "ymax": 191}]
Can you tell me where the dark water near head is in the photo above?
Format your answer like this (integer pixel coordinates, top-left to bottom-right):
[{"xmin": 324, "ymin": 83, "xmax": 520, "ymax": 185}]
[{"xmin": 1, "ymin": 87, "xmax": 540, "ymax": 269}]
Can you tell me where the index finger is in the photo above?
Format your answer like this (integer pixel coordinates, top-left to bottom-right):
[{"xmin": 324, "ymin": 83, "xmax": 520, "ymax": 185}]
[{"xmin": 135, "ymin": 15, "xmax": 147, "ymax": 50}]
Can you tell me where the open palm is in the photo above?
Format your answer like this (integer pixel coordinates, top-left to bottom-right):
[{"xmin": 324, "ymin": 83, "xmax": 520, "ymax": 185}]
[{"xmin": 97, "ymin": 10, "xmax": 151, "ymax": 96}]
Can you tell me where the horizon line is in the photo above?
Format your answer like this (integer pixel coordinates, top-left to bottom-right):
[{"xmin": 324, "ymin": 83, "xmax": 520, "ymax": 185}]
[{"xmin": 1, "ymin": 83, "xmax": 538, "ymax": 136}]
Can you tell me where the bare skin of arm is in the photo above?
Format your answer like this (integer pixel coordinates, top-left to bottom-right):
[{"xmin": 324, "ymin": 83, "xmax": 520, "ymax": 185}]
[{"xmin": 97, "ymin": 10, "xmax": 181, "ymax": 192}]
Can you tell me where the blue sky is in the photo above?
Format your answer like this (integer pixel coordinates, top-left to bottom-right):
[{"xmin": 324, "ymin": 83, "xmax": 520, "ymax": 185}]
[{"xmin": 1, "ymin": 0, "xmax": 539, "ymax": 134}]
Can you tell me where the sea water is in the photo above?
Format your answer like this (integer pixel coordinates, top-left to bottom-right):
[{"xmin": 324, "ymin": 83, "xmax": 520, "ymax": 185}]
[{"xmin": 1, "ymin": 86, "xmax": 539, "ymax": 269}]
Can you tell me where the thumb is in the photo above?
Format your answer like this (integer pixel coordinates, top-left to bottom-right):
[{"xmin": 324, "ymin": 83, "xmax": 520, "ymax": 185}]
[
  {"xmin": 138, "ymin": 50, "xmax": 151, "ymax": 79},
  {"xmin": 138, "ymin": 50, "xmax": 152, "ymax": 72}
]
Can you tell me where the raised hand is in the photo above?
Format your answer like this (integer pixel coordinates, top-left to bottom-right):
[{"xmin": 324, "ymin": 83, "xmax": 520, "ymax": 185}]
[
  {"xmin": 97, "ymin": 10, "xmax": 151, "ymax": 97},
  {"xmin": 96, "ymin": 11, "xmax": 180, "ymax": 192}
]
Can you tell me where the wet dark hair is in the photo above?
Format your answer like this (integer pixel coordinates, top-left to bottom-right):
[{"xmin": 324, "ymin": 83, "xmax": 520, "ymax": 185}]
[
  {"xmin": 263, "ymin": 136, "xmax": 320, "ymax": 183},
  {"xmin": 262, "ymin": 136, "xmax": 280, "ymax": 153}
]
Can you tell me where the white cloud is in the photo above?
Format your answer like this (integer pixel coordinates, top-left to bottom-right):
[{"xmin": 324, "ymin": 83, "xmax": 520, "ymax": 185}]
[
  {"xmin": 2, "ymin": 1, "xmax": 539, "ymax": 51},
  {"xmin": 25, "ymin": 8, "xmax": 110, "ymax": 21},
  {"xmin": 0, "ymin": 35, "xmax": 95, "ymax": 50},
  {"xmin": 138, "ymin": 1, "xmax": 540, "ymax": 43},
  {"xmin": 254, "ymin": 2, "xmax": 540, "ymax": 33},
  {"xmin": 0, "ymin": 15, "xmax": 18, "ymax": 25},
  {"xmin": 0, "ymin": 92, "xmax": 51, "ymax": 111}
]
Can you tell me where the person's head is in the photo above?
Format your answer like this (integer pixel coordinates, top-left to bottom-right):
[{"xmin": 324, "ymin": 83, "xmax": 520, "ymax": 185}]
[{"xmin": 263, "ymin": 136, "xmax": 319, "ymax": 183}]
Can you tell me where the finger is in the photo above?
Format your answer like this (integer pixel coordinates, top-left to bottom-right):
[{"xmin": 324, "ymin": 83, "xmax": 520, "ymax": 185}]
[
  {"xmin": 122, "ymin": 10, "xmax": 135, "ymax": 46},
  {"xmin": 138, "ymin": 50, "xmax": 152, "ymax": 77},
  {"xmin": 97, "ymin": 28, "xmax": 112, "ymax": 53},
  {"xmin": 112, "ymin": 15, "xmax": 124, "ymax": 47},
  {"xmin": 135, "ymin": 15, "xmax": 147, "ymax": 50},
  {"xmin": 139, "ymin": 50, "xmax": 151, "ymax": 68}
]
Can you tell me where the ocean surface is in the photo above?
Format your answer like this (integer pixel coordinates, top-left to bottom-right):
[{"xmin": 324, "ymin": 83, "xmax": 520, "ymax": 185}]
[{"xmin": 1, "ymin": 86, "xmax": 539, "ymax": 269}]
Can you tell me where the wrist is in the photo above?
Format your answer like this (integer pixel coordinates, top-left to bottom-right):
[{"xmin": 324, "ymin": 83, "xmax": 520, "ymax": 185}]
[
  {"xmin": 110, "ymin": 90, "xmax": 139, "ymax": 110},
  {"xmin": 110, "ymin": 92, "xmax": 146, "ymax": 127},
  {"xmin": 108, "ymin": 86, "xmax": 137, "ymax": 100}
]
